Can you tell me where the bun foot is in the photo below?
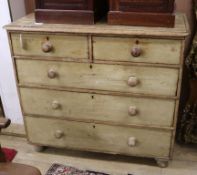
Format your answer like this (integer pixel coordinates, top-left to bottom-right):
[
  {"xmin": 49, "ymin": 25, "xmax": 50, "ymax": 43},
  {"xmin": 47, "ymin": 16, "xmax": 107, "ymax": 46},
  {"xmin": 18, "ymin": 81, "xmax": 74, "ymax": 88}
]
[
  {"xmin": 33, "ymin": 146, "xmax": 45, "ymax": 152},
  {"xmin": 156, "ymin": 159, "xmax": 169, "ymax": 168}
]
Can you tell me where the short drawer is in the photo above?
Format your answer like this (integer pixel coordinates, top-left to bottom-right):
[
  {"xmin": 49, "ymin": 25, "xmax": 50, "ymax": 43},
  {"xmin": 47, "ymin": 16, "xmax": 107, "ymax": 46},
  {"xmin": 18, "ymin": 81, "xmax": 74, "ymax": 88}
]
[
  {"xmin": 16, "ymin": 60, "xmax": 179, "ymax": 96},
  {"xmin": 26, "ymin": 116, "xmax": 172, "ymax": 158},
  {"xmin": 93, "ymin": 36, "xmax": 181, "ymax": 65},
  {"xmin": 20, "ymin": 88, "xmax": 175, "ymax": 127},
  {"xmin": 11, "ymin": 33, "xmax": 88, "ymax": 59}
]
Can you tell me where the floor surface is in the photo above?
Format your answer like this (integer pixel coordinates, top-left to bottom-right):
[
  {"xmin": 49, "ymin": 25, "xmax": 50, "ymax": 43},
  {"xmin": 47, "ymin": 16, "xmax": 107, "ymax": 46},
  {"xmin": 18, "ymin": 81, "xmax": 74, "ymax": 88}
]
[{"xmin": 0, "ymin": 135, "xmax": 197, "ymax": 175}]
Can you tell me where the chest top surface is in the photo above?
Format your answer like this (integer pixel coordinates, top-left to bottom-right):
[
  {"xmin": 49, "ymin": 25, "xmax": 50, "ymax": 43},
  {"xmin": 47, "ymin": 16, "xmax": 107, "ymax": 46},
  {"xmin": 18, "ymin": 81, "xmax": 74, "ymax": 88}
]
[{"xmin": 5, "ymin": 13, "xmax": 188, "ymax": 38}]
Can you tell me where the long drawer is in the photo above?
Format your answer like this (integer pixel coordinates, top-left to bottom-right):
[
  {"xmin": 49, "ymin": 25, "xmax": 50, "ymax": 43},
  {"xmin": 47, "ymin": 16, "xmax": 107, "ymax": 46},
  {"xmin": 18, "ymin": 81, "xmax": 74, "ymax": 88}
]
[
  {"xmin": 93, "ymin": 36, "xmax": 181, "ymax": 65},
  {"xmin": 16, "ymin": 60, "xmax": 179, "ymax": 96},
  {"xmin": 20, "ymin": 87, "xmax": 175, "ymax": 127},
  {"xmin": 25, "ymin": 116, "xmax": 172, "ymax": 158},
  {"xmin": 11, "ymin": 33, "xmax": 89, "ymax": 59}
]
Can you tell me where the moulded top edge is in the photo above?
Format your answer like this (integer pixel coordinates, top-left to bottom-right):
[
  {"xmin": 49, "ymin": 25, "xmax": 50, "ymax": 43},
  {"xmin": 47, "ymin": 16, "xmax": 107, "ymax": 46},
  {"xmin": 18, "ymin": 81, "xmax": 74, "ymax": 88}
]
[{"xmin": 4, "ymin": 13, "xmax": 189, "ymax": 38}]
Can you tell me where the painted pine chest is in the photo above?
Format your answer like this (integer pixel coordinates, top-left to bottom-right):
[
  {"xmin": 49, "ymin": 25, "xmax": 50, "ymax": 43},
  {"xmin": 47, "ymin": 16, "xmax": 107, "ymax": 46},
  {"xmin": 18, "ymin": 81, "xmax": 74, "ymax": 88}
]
[{"xmin": 5, "ymin": 13, "xmax": 188, "ymax": 167}]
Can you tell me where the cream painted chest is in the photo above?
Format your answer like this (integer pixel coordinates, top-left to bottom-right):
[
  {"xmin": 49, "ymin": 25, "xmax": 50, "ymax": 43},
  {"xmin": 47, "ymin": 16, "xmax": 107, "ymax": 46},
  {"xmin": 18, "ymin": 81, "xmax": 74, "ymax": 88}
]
[{"xmin": 5, "ymin": 14, "xmax": 188, "ymax": 167}]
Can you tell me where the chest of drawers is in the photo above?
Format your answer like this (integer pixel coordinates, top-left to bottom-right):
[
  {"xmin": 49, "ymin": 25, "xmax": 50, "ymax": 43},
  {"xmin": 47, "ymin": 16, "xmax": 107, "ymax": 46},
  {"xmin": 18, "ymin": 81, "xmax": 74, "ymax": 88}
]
[{"xmin": 5, "ymin": 14, "xmax": 188, "ymax": 167}]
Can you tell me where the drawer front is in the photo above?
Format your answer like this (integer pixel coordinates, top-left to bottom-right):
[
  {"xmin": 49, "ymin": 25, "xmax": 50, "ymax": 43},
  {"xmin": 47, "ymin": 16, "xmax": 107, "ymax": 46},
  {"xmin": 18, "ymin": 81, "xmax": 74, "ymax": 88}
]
[
  {"xmin": 26, "ymin": 117, "xmax": 172, "ymax": 158},
  {"xmin": 93, "ymin": 36, "xmax": 181, "ymax": 65},
  {"xmin": 16, "ymin": 60, "xmax": 179, "ymax": 96},
  {"xmin": 20, "ymin": 88, "xmax": 175, "ymax": 127},
  {"xmin": 11, "ymin": 33, "xmax": 88, "ymax": 59}
]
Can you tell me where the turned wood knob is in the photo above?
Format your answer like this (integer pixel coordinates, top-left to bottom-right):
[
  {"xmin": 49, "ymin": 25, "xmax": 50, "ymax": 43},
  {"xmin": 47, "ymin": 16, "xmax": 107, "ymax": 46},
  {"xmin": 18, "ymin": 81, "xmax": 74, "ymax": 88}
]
[
  {"xmin": 48, "ymin": 69, "xmax": 57, "ymax": 79},
  {"xmin": 52, "ymin": 101, "xmax": 61, "ymax": 110},
  {"xmin": 54, "ymin": 130, "xmax": 64, "ymax": 139},
  {"xmin": 128, "ymin": 137, "xmax": 136, "ymax": 147},
  {"xmin": 128, "ymin": 106, "xmax": 137, "ymax": 116},
  {"xmin": 128, "ymin": 76, "xmax": 139, "ymax": 87},
  {"xmin": 131, "ymin": 46, "xmax": 142, "ymax": 57},
  {"xmin": 42, "ymin": 41, "xmax": 53, "ymax": 53}
]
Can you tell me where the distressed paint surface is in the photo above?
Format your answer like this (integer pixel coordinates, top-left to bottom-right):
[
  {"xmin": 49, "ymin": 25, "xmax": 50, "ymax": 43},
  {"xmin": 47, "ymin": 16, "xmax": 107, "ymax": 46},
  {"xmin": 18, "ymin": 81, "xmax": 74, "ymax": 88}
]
[
  {"xmin": 26, "ymin": 116, "xmax": 172, "ymax": 158},
  {"xmin": 5, "ymin": 13, "xmax": 188, "ymax": 162},
  {"xmin": 11, "ymin": 33, "xmax": 89, "ymax": 59},
  {"xmin": 20, "ymin": 87, "xmax": 175, "ymax": 127},
  {"xmin": 5, "ymin": 14, "xmax": 188, "ymax": 38},
  {"xmin": 93, "ymin": 36, "xmax": 181, "ymax": 64},
  {"xmin": 16, "ymin": 60, "xmax": 179, "ymax": 96}
]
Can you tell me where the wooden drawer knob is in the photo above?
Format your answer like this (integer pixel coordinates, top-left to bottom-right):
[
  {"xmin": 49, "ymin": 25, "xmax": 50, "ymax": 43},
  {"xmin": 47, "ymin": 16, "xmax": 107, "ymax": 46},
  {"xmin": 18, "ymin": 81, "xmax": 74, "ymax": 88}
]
[
  {"xmin": 42, "ymin": 41, "xmax": 53, "ymax": 53},
  {"xmin": 128, "ymin": 137, "xmax": 136, "ymax": 147},
  {"xmin": 128, "ymin": 106, "xmax": 137, "ymax": 116},
  {"xmin": 128, "ymin": 76, "xmax": 139, "ymax": 87},
  {"xmin": 52, "ymin": 101, "xmax": 61, "ymax": 110},
  {"xmin": 48, "ymin": 69, "xmax": 57, "ymax": 79},
  {"xmin": 131, "ymin": 46, "xmax": 142, "ymax": 57},
  {"xmin": 54, "ymin": 130, "xmax": 64, "ymax": 139}
]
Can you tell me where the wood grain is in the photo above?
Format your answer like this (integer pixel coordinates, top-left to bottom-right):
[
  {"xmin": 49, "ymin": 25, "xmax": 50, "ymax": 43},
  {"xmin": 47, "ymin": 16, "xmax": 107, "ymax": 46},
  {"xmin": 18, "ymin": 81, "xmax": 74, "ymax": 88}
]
[
  {"xmin": 110, "ymin": 0, "xmax": 175, "ymax": 13},
  {"xmin": 108, "ymin": 0, "xmax": 175, "ymax": 27},
  {"xmin": 108, "ymin": 11, "xmax": 175, "ymax": 28},
  {"xmin": 20, "ymin": 87, "xmax": 176, "ymax": 127},
  {"xmin": 16, "ymin": 59, "xmax": 179, "ymax": 96},
  {"xmin": 35, "ymin": 10, "xmax": 95, "ymax": 24},
  {"xmin": 25, "ymin": 116, "xmax": 172, "ymax": 158},
  {"xmin": 35, "ymin": 0, "xmax": 108, "ymax": 24},
  {"xmin": 93, "ymin": 36, "xmax": 181, "ymax": 65},
  {"xmin": 11, "ymin": 33, "xmax": 89, "ymax": 59},
  {"xmin": 5, "ymin": 14, "xmax": 188, "ymax": 39}
]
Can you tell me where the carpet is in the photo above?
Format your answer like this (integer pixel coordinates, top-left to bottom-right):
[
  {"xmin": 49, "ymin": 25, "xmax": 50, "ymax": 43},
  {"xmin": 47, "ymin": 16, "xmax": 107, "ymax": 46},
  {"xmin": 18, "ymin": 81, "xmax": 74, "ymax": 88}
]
[
  {"xmin": 45, "ymin": 164, "xmax": 110, "ymax": 175},
  {"xmin": 2, "ymin": 148, "xmax": 17, "ymax": 162}
]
